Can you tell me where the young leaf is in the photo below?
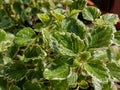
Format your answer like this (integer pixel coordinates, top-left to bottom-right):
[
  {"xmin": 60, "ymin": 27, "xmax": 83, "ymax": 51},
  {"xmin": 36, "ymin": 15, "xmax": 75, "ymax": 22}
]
[
  {"xmin": 84, "ymin": 60, "xmax": 108, "ymax": 81},
  {"xmin": 82, "ymin": 6, "xmax": 101, "ymax": 21},
  {"xmin": 43, "ymin": 64, "xmax": 70, "ymax": 80},
  {"xmin": 37, "ymin": 13, "xmax": 51, "ymax": 24},
  {"xmin": 78, "ymin": 80, "xmax": 89, "ymax": 89},
  {"xmin": 15, "ymin": 27, "xmax": 36, "ymax": 46}
]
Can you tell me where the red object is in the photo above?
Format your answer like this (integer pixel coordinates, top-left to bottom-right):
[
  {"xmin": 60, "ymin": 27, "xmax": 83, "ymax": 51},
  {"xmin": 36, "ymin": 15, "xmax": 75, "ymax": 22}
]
[
  {"xmin": 110, "ymin": 0, "xmax": 120, "ymax": 30},
  {"xmin": 87, "ymin": 0, "xmax": 94, "ymax": 6}
]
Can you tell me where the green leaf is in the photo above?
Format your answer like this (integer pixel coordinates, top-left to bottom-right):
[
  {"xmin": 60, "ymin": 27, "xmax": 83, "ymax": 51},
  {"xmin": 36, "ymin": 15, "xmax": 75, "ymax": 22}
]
[
  {"xmin": 52, "ymin": 32, "xmax": 85, "ymax": 56},
  {"xmin": 78, "ymin": 80, "xmax": 89, "ymax": 89},
  {"xmin": 84, "ymin": 60, "xmax": 108, "ymax": 81},
  {"xmin": 26, "ymin": 61, "xmax": 44, "ymax": 80},
  {"xmin": 24, "ymin": 46, "xmax": 46, "ymax": 59},
  {"xmin": 68, "ymin": 0, "xmax": 86, "ymax": 11},
  {"xmin": 100, "ymin": 14, "xmax": 119, "ymax": 25},
  {"xmin": 89, "ymin": 25, "xmax": 113, "ymax": 48},
  {"xmin": 50, "ymin": 80, "xmax": 68, "ymax": 90},
  {"xmin": 0, "ymin": 29, "xmax": 6, "ymax": 42},
  {"xmin": 114, "ymin": 31, "xmax": 120, "ymax": 44},
  {"xmin": 107, "ymin": 62, "xmax": 120, "ymax": 81},
  {"xmin": 43, "ymin": 64, "xmax": 70, "ymax": 80},
  {"xmin": 62, "ymin": 18, "xmax": 86, "ymax": 39},
  {"xmin": 114, "ymin": 31, "xmax": 120, "ymax": 40},
  {"xmin": 37, "ymin": 13, "xmax": 51, "ymax": 24},
  {"xmin": 15, "ymin": 27, "xmax": 36, "ymax": 46},
  {"xmin": 67, "ymin": 72, "xmax": 78, "ymax": 88},
  {"xmin": 69, "ymin": 10, "xmax": 80, "ymax": 17},
  {"xmin": 92, "ymin": 50, "xmax": 108, "ymax": 60},
  {"xmin": 102, "ymin": 81, "xmax": 112, "ymax": 90},
  {"xmin": 51, "ymin": 8, "xmax": 65, "ymax": 21},
  {"xmin": 4, "ymin": 61, "xmax": 27, "ymax": 80},
  {"xmin": 23, "ymin": 81, "xmax": 41, "ymax": 90},
  {"xmin": 0, "ymin": 33, "xmax": 15, "ymax": 52},
  {"xmin": 82, "ymin": 6, "xmax": 101, "ymax": 21}
]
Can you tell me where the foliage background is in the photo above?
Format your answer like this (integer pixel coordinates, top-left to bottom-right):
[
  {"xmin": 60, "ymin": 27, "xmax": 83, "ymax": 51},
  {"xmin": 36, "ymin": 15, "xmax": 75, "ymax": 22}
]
[{"xmin": 0, "ymin": 0, "xmax": 120, "ymax": 90}]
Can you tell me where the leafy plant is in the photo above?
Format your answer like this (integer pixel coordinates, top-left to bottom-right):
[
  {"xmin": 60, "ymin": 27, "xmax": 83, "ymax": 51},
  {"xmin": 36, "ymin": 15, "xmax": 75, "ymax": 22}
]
[{"xmin": 0, "ymin": 0, "xmax": 120, "ymax": 90}]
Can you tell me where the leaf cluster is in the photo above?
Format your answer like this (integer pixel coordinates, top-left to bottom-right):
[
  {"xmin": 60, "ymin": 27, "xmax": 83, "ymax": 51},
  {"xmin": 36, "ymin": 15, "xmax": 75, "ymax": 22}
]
[{"xmin": 0, "ymin": 0, "xmax": 120, "ymax": 90}]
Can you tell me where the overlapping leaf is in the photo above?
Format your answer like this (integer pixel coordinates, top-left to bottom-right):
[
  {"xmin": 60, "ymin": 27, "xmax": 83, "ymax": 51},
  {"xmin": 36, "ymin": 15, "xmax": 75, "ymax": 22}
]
[
  {"xmin": 82, "ymin": 6, "xmax": 101, "ymax": 21},
  {"xmin": 84, "ymin": 60, "xmax": 108, "ymax": 81},
  {"xmin": 52, "ymin": 32, "xmax": 85, "ymax": 56},
  {"xmin": 100, "ymin": 14, "xmax": 119, "ymax": 25},
  {"xmin": 107, "ymin": 62, "xmax": 120, "ymax": 81}
]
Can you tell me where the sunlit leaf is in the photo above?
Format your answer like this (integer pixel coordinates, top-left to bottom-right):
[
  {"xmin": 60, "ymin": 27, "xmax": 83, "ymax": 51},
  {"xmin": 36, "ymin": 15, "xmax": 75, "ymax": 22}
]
[
  {"xmin": 37, "ymin": 13, "xmax": 51, "ymax": 24},
  {"xmin": 78, "ymin": 80, "xmax": 89, "ymax": 89},
  {"xmin": 82, "ymin": 6, "xmax": 101, "ymax": 21},
  {"xmin": 100, "ymin": 14, "xmax": 119, "ymax": 25}
]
